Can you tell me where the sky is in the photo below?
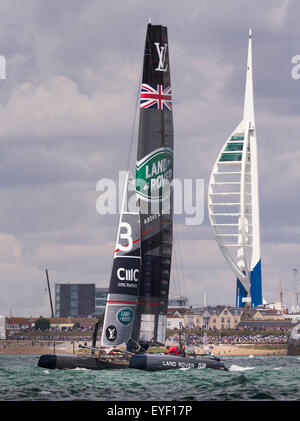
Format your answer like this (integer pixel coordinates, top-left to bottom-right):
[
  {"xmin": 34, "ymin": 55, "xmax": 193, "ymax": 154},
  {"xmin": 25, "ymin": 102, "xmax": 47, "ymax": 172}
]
[{"xmin": 0, "ymin": 0, "xmax": 299, "ymax": 317}]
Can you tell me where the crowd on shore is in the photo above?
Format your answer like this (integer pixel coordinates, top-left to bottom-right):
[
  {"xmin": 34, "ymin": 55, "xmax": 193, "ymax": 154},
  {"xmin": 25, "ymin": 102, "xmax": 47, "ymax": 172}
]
[
  {"xmin": 168, "ymin": 333, "xmax": 289, "ymax": 346},
  {"xmin": 0, "ymin": 330, "xmax": 289, "ymax": 356},
  {"xmin": 5, "ymin": 326, "xmax": 290, "ymax": 346},
  {"xmin": 3, "ymin": 332, "xmax": 289, "ymax": 346},
  {"xmin": 5, "ymin": 334, "xmax": 92, "ymax": 342}
]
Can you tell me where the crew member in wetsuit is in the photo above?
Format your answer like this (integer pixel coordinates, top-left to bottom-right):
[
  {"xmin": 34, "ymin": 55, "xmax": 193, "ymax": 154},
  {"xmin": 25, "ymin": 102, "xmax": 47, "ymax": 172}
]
[
  {"xmin": 165, "ymin": 345, "xmax": 178, "ymax": 355},
  {"xmin": 177, "ymin": 344, "xmax": 186, "ymax": 357}
]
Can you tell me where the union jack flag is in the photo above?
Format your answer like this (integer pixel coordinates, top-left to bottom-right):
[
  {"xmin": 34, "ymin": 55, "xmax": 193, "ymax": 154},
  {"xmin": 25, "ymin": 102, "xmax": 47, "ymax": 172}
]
[{"xmin": 140, "ymin": 84, "xmax": 172, "ymax": 111}]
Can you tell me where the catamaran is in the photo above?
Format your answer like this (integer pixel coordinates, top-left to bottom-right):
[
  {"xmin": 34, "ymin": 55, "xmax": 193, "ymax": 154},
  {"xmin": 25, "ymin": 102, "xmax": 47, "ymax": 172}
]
[{"xmin": 38, "ymin": 22, "xmax": 228, "ymax": 372}]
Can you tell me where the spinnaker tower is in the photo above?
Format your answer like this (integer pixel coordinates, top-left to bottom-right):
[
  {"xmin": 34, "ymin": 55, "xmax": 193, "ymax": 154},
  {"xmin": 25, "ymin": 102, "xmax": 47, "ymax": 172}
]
[{"xmin": 208, "ymin": 29, "xmax": 262, "ymax": 307}]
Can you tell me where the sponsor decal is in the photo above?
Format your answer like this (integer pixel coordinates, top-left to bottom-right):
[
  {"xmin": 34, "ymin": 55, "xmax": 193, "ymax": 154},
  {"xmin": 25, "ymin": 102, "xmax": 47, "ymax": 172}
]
[
  {"xmin": 197, "ymin": 362, "xmax": 207, "ymax": 370},
  {"xmin": 136, "ymin": 147, "xmax": 173, "ymax": 201},
  {"xmin": 162, "ymin": 360, "xmax": 177, "ymax": 367},
  {"xmin": 178, "ymin": 361, "xmax": 195, "ymax": 369},
  {"xmin": 117, "ymin": 268, "xmax": 139, "ymax": 282},
  {"xmin": 109, "ymin": 257, "xmax": 140, "ymax": 295},
  {"xmin": 116, "ymin": 307, "xmax": 133, "ymax": 326},
  {"xmin": 162, "ymin": 360, "xmax": 196, "ymax": 369},
  {"xmin": 106, "ymin": 325, "xmax": 117, "ymax": 342},
  {"xmin": 154, "ymin": 42, "xmax": 168, "ymax": 72}
]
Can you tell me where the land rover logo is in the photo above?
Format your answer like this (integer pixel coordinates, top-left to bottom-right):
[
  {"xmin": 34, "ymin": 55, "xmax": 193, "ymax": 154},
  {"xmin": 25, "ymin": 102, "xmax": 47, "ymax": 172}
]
[
  {"xmin": 106, "ymin": 325, "xmax": 117, "ymax": 342},
  {"xmin": 116, "ymin": 307, "xmax": 133, "ymax": 326},
  {"xmin": 136, "ymin": 146, "xmax": 173, "ymax": 201}
]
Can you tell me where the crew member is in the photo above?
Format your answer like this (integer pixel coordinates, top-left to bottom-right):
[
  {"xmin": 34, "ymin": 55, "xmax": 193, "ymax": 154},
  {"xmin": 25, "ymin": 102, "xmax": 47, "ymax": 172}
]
[
  {"xmin": 165, "ymin": 345, "xmax": 178, "ymax": 355},
  {"xmin": 179, "ymin": 344, "xmax": 186, "ymax": 357}
]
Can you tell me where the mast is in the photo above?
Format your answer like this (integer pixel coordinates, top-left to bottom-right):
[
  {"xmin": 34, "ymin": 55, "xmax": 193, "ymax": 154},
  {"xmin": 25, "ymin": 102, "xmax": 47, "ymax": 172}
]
[
  {"xmin": 134, "ymin": 23, "xmax": 174, "ymax": 344},
  {"xmin": 208, "ymin": 29, "xmax": 262, "ymax": 307},
  {"xmin": 45, "ymin": 269, "xmax": 54, "ymax": 318},
  {"xmin": 280, "ymin": 280, "xmax": 283, "ymax": 313}
]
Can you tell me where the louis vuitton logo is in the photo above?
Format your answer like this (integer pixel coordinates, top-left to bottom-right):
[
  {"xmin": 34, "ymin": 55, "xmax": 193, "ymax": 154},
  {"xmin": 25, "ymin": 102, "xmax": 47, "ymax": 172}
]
[
  {"xmin": 154, "ymin": 42, "xmax": 168, "ymax": 72},
  {"xmin": 106, "ymin": 325, "xmax": 117, "ymax": 341}
]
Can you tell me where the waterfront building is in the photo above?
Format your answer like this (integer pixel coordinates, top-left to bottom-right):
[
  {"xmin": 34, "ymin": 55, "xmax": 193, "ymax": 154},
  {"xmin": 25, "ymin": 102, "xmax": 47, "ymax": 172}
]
[
  {"xmin": 183, "ymin": 306, "xmax": 243, "ymax": 330},
  {"xmin": 55, "ymin": 283, "xmax": 95, "ymax": 318},
  {"xmin": 5, "ymin": 317, "xmax": 31, "ymax": 333},
  {"xmin": 181, "ymin": 305, "xmax": 293, "ymax": 331}
]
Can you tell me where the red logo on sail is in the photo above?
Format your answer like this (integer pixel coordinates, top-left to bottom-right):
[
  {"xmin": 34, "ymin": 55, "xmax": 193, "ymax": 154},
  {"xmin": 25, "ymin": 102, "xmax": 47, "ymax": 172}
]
[{"xmin": 140, "ymin": 84, "xmax": 172, "ymax": 110}]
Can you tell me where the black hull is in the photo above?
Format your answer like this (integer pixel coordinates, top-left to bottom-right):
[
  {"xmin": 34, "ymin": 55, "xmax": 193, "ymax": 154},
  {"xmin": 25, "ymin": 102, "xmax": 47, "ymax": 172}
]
[
  {"xmin": 38, "ymin": 354, "xmax": 129, "ymax": 370},
  {"xmin": 38, "ymin": 353, "xmax": 228, "ymax": 371},
  {"xmin": 129, "ymin": 353, "xmax": 228, "ymax": 371}
]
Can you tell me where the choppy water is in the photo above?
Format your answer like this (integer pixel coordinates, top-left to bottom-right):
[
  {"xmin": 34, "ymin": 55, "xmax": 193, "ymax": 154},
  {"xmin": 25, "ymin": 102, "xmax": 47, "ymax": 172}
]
[{"xmin": 0, "ymin": 355, "xmax": 299, "ymax": 401}]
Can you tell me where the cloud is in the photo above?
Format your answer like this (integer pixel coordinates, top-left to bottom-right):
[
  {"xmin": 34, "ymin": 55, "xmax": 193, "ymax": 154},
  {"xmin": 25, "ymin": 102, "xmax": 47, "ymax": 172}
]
[
  {"xmin": 33, "ymin": 241, "xmax": 113, "ymax": 265},
  {"xmin": 0, "ymin": 233, "xmax": 22, "ymax": 261},
  {"xmin": 0, "ymin": 76, "xmax": 133, "ymax": 139}
]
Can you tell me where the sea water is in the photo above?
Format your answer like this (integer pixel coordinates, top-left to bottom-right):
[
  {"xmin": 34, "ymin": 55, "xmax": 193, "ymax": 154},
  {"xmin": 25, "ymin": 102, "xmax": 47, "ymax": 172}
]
[{"xmin": 0, "ymin": 355, "xmax": 299, "ymax": 401}]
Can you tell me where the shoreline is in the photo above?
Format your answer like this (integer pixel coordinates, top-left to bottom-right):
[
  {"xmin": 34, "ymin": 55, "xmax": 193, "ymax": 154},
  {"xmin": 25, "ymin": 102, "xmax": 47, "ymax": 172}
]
[
  {"xmin": 0, "ymin": 340, "xmax": 287, "ymax": 356},
  {"xmin": 209, "ymin": 344, "xmax": 287, "ymax": 356},
  {"xmin": 0, "ymin": 340, "xmax": 78, "ymax": 356}
]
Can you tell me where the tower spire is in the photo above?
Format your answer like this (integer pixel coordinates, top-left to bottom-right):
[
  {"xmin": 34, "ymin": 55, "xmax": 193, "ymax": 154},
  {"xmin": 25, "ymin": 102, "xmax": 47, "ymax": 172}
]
[{"xmin": 243, "ymin": 28, "xmax": 255, "ymax": 123}]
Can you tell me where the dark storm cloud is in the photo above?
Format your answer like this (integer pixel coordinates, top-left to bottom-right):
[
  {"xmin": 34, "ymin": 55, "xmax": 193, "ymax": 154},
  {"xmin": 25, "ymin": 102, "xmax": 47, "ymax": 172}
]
[{"xmin": 0, "ymin": 0, "xmax": 299, "ymax": 315}]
